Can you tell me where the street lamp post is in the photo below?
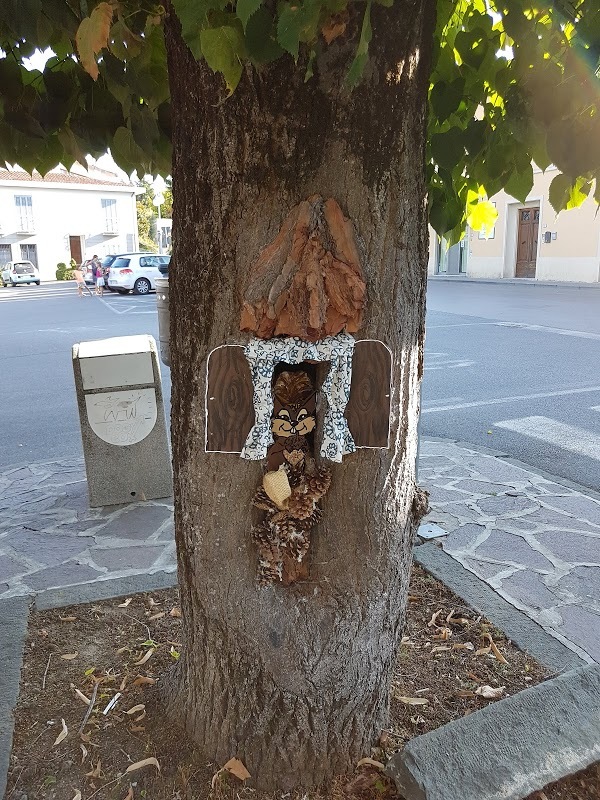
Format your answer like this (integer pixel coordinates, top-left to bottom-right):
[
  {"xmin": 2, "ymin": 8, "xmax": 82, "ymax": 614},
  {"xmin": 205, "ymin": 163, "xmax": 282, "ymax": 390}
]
[{"xmin": 152, "ymin": 176, "xmax": 167, "ymax": 255}]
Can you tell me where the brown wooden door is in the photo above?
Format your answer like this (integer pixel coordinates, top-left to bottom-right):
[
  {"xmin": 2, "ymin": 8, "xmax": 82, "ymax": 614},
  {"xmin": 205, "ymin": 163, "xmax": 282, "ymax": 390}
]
[
  {"xmin": 515, "ymin": 207, "xmax": 539, "ymax": 278},
  {"xmin": 69, "ymin": 235, "xmax": 82, "ymax": 265}
]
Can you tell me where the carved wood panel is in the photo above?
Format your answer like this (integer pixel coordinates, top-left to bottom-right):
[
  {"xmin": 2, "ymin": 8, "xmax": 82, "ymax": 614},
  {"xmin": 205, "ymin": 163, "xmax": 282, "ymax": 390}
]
[
  {"xmin": 345, "ymin": 340, "xmax": 391, "ymax": 448},
  {"xmin": 205, "ymin": 345, "xmax": 254, "ymax": 453}
]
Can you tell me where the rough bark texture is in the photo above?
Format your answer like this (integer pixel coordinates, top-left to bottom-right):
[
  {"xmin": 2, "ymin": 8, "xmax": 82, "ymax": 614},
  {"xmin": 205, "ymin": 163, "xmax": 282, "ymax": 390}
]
[{"xmin": 163, "ymin": 0, "xmax": 435, "ymax": 790}]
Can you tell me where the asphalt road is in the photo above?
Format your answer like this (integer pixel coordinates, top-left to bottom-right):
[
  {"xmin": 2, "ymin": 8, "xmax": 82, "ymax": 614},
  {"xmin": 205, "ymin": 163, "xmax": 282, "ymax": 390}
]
[{"xmin": 1, "ymin": 279, "xmax": 599, "ymax": 491}]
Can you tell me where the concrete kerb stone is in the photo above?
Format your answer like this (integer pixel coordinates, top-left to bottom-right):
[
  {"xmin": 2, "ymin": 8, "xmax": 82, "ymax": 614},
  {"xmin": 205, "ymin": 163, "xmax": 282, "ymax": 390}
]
[
  {"xmin": 0, "ymin": 570, "xmax": 179, "ymax": 798},
  {"xmin": 386, "ymin": 664, "xmax": 600, "ymax": 800},
  {"xmin": 414, "ymin": 543, "xmax": 585, "ymax": 674},
  {"xmin": 0, "ymin": 596, "xmax": 30, "ymax": 800}
]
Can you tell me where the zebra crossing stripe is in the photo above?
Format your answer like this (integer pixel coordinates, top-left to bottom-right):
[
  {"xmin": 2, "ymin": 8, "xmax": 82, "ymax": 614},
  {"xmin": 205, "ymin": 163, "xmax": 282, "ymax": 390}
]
[{"xmin": 495, "ymin": 416, "xmax": 600, "ymax": 462}]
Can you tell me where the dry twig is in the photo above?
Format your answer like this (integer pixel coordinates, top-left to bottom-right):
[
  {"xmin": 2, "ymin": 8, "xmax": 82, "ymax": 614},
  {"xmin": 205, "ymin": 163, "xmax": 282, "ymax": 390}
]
[
  {"xmin": 42, "ymin": 653, "xmax": 52, "ymax": 690},
  {"xmin": 78, "ymin": 681, "xmax": 99, "ymax": 734}
]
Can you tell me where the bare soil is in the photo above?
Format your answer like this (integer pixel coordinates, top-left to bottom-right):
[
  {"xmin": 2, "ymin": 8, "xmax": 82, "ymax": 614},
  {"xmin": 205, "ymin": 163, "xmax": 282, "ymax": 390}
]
[{"xmin": 5, "ymin": 564, "xmax": 597, "ymax": 800}]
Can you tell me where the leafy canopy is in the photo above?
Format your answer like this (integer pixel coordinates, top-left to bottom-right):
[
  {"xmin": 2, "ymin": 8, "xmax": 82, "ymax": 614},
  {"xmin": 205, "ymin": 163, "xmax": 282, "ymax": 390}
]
[{"xmin": 0, "ymin": 0, "xmax": 599, "ymax": 239}]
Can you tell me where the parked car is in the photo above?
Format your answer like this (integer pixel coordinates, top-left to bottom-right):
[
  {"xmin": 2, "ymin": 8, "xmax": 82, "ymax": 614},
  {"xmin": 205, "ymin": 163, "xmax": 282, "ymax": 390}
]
[
  {"xmin": 107, "ymin": 253, "xmax": 171, "ymax": 295},
  {"xmin": 1, "ymin": 261, "xmax": 40, "ymax": 286}
]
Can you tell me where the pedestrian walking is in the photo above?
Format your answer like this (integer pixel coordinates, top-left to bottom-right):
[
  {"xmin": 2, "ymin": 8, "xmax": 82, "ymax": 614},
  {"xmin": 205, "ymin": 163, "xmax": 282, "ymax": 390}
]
[{"xmin": 95, "ymin": 262, "xmax": 105, "ymax": 296}]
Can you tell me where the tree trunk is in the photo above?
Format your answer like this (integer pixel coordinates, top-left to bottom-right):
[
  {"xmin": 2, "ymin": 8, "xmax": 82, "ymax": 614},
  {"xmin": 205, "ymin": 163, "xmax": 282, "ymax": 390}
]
[{"xmin": 163, "ymin": 0, "xmax": 435, "ymax": 790}]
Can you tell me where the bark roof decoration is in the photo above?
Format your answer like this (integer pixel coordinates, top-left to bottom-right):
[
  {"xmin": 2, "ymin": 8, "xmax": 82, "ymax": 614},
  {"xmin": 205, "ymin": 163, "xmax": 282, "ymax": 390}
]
[
  {"xmin": 240, "ymin": 195, "xmax": 366, "ymax": 342},
  {"xmin": 251, "ymin": 369, "xmax": 332, "ymax": 585}
]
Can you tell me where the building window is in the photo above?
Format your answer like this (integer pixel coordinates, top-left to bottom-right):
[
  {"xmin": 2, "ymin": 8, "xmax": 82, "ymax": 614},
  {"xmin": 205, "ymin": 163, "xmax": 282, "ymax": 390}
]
[
  {"xmin": 15, "ymin": 195, "xmax": 34, "ymax": 232},
  {"xmin": 0, "ymin": 244, "xmax": 11, "ymax": 266},
  {"xmin": 101, "ymin": 198, "xmax": 118, "ymax": 233},
  {"xmin": 20, "ymin": 243, "xmax": 38, "ymax": 267},
  {"xmin": 478, "ymin": 201, "xmax": 497, "ymax": 240}
]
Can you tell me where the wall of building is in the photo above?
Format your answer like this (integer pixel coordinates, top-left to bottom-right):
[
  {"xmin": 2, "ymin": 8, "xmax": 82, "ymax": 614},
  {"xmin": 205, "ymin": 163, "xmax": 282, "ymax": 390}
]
[
  {"xmin": 467, "ymin": 167, "xmax": 600, "ymax": 283},
  {"xmin": 0, "ymin": 181, "xmax": 139, "ymax": 282}
]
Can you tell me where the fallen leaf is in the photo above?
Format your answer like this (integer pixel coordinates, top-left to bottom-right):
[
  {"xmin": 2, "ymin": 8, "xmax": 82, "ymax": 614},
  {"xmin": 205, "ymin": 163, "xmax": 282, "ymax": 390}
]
[
  {"xmin": 475, "ymin": 645, "xmax": 492, "ymax": 657},
  {"xmin": 148, "ymin": 598, "xmax": 161, "ymax": 607},
  {"xmin": 120, "ymin": 676, "xmax": 128, "ymax": 691},
  {"xmin": 71, "ymin": 685, "xmax": 91, "ymax": 705},
  {"xmin": 428, "ymin": 609, "xmax": 443, "ymax": 628},
  {"xmin": 400, "ymin": 636, "xmax": 410, "ymax": 644},
  {"xmin": 453, "ymin": 642, "xmax": 475, "ymax": 651},
  {"xmin": 148, "ymin": 612, "xmax": 165, "ymax": 621},
  {"xmin": 484, "ymin": 633, "xmax": 509, "ymax": 665},
  {"xmin": 60, "ymin": 615, "xmax": 77, "ymax": 622},
  {"xmin": 61, "ymin": 652, "xmax": 79, "ymax": 660},
  {"xmin": 118, "ymin": 598, "xmax": 133, "ymax": 608},
  {"xmin": 356, "ymin": 757, "xmax": 384, "ymax": 770},
  {"xmin": 431, "ymin": 645, "xmax": 452, "ymax": 653},
  {"xmin": 170, "ymin": 646, "xmax": 180, "ymax": 659},
  {"xmin": 125, "ymin": 704, "xmax": 145, "ymax": 715},
  {"xmin": 169, "ymin": 607, "xmax": 182, "ymax": 618},
  {"xmin": 395, "ymin": 696, "xmax": 429, "ymax": 706},
  {"xmin": 125, "ymin": 757, "xmax": 160, "ymax": 774},
  {"xmin": 224, "ymin": 757, "xmax": 251, "ymax": 781},
  {"xmin": 129, "ymin": 724, "xmax": 145, "ymax": 733},
  {"xmin": 53, "ymin": 718, "xmax": 68, "ymax": 747},
  {"xmin": 410, "ymin": 714, "xmax": 426, "ymax": 724},
  {"xmin": 80, "ymin": 743, "xmax": 88, "ymax": 763},
  {"xmin": 445, "ymin": 609, "xmax": 456, "ymax": 624},
  {"xmin": 134, "ymin": 649, "xmax": 154, "ymax": 666},
  {"xmin": 407, "ymin": 594, "xmax": 419, "ymax": 602},
  {"xmin": 475, "ymin": 685, "xmax": 505, "ymax": 700},
  {"xmin": 433, "ymin": 627, "xmax": 452, "ymax": 640},
  {"xmin": 86, "ymin": 759, "xmax": 102, "ymax": 778},
  {"xmin": 132, "ymin": 676, "xmax": 156, "ymax": 687},
  {"xmin": 116, "ymin": 646, "xmax": 129, "ymax": 655},
  {"xmin": 467, "ymin": 671, "xmax": 482, "ymax": 682},
  {"xmin": 415, "ymin": 688, "xmax": 430, "ymax": 695},
  {"xmin": 71, "ymin": 792, "xmax": 82, "ymax": 800},
  {"xmin": 122, "ymin": 786, "xmax": 134, "ymax": 800},
  {"xmin": 134, "ymin": 710, "xmax": 146, "ymax": 722},
  {"xmin": 456, "ymin": 689, "xmax": 476, "ymax": 698}
]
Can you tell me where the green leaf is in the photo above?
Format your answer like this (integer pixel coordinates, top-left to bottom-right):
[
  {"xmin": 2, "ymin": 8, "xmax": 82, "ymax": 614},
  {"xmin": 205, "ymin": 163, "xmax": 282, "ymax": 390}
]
[
  {"xmin": 110, "ymin": 125, "xmax": 145, "ymax": 174},
  {"xmin": 430, "ymin": 127, "xmax": 464, "ymax": 170},
  {"xmin": 172, "ymin": 0, "xmax": 227, "ymax": 59},
  {"xmin": 467, "ymin": 200, "xmax": 497, "ymax": 236},
  {"xmin": 245, "ymin": 7, "xmax": 284, "ymax": 63},
  {"xmin": 548, "ymin": 172, "xmax": 572, "ymax": 214},
  {"xmin": 200, "ymin": 24, "xmax": 246, "ymax": 95},
  {"xmin": 430, "ymin": 77, "xmax": 465, "ymax": 124},
  {"xmin": 346, "ymin": 0, "xmax": 372, "ymax": 88},
  {"xmin": 504, "ymin": 161, "xmax": 533, "ymax": 203},
  {"xmin": 236, "ymin": 0, "xmax": 263, "ymax": 31},
  {"xmin": 429, "ymin": 189, "xmax": 464, "ymax": 236},
  {"xmin": 277, "ymin": 0, "xmax": 322, "ymax": 61}
]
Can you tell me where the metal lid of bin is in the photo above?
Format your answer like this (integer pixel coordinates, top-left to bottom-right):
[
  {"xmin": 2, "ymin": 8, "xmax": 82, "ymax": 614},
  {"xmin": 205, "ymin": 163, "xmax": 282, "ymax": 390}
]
[{"xmin": 76, "ymin": 335, "xmax": 156, "ymax": 359}]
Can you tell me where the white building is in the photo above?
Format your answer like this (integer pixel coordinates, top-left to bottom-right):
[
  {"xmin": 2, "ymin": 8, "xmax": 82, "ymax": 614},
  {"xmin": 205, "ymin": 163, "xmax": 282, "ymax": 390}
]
[
  {"xmin": 0, "ymin": 164, "xmax": 140, "ymax": 282},
  {"xmin": 429, "ymin": 165, "xmax": 600, "ymax": 284}
]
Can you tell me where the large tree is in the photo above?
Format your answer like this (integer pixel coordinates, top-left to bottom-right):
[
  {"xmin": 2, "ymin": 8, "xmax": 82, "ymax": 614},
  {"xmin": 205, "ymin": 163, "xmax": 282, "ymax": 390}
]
[{"xmin": 2, "ymin": 0, "xmax": 599, "ymax": 790}]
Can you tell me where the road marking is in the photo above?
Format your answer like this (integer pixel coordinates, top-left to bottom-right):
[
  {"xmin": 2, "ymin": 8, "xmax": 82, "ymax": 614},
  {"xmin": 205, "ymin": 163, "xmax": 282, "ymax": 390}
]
[
  {"xmin": 592, "ymin": 406, "xmax": 600, "ymax": 413},
  {"xmin": 495, "ymin": 416, "xmax": 600, "ymax": 461},
  {"xmin": 495, "ymin": 322, "xmax": 600, "ymax": 341},
  {"xmin": 421, "ymin": 385, "xmax": 600, "ymax": 414},
  {"xmin": 427, "ymin": 322, "xmax": 498, "ymax": 329}
]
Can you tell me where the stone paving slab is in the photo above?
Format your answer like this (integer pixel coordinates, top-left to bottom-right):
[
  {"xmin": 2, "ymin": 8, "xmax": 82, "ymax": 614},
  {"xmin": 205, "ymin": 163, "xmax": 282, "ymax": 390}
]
[
  {"xmin": 421, "ymin": 439, "xmax": 600, "ymax": 664},
  {"xmin": 0, "ymin": 458, "xmax": 176, "ymax": 600},
  {"xmin": 1, "ymin": 440, "xmax": 599, "ymax": 665}
]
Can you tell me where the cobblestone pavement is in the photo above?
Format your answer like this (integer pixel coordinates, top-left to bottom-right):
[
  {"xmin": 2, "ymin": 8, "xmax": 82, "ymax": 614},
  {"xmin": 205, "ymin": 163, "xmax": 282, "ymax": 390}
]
[
  {"xmin": 1, "ymin": 441, "xmax": 599, "ymax": 664},
  {"xmin": 0, "ymin": 458, "xmax": 175, "ymax": 599},
  {"xmin": 421, "ymin": 439, "xmax": 600, "ymax": 665}
]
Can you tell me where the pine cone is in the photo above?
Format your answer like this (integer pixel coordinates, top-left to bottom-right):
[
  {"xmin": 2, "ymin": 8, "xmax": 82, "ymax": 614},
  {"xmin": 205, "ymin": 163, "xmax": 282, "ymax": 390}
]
[
  {"xmin": 306, "ymin": 467, "xmax": 332, "ymax": 500},
  {"xmin": 287, "ymin": 485, "xmax": 317, "ymax": 519}
]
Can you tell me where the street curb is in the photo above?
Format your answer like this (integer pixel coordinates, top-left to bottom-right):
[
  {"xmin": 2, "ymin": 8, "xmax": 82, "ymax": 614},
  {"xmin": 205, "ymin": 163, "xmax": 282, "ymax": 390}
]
[
  {"xmin": 34, "ymin": 569, "xmax": 179, "ymax": 611},
  {"xmin": 413, "ymin": 542, "xmax": 585, "ymax": 673},
  {"xmin": 420, "ymin": 436, "xmax": 600, "ymax": 502},
  {"xmin": 428, "ymin": 275, "xmax": 600, "ymax": 289},
  {"xmin": 0, "ymin": 570, "xmax": 178, "ymax": 797},
  {"xmin": 386, "ymin": 664, "xmax": 600, "ymax": 800},
  {"xmin": 0, "ymin": 597, "xmax": 30, "ymax": 800}
]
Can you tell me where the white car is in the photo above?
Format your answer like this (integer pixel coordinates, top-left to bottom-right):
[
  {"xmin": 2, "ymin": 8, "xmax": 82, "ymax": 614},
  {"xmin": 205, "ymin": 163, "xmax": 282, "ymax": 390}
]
[
  {"xmin": 1, "ymin": 260, "xmax": 40, "ymax": 286},
  {"xmin": 107, "ymin": 253, "xmax": 170, "ymax": 295}
]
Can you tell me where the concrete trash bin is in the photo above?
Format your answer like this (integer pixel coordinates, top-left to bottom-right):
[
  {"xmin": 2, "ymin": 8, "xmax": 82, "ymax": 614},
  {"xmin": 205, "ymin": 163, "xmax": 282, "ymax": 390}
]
[
  {"xmin": 72, "ymin": 334, "xmax": 172, "ymax": 507},
  {"xmin": 156, "ymin": 277, "xmax": 170, "ymax": 368}
]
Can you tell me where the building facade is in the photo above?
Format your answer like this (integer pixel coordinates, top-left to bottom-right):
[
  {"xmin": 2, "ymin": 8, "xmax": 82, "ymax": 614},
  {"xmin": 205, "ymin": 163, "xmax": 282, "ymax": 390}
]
[
  {"xmin": 0, "ymin": 165, "xmax": 139, "ymax": 282},
  {"xmin": 429, "ymin": 165, "xmax": 600, "ymax": 284}
]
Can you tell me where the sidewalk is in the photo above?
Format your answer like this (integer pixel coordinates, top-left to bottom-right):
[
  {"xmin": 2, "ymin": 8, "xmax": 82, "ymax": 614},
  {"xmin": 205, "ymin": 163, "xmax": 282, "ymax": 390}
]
[
  {"xmin": 0, "ymin": 440, "xmax": 599, "ymax": 664},
  {"xmin": 429, "ymin": 275, "xmax": 600, "ymax": 289}
]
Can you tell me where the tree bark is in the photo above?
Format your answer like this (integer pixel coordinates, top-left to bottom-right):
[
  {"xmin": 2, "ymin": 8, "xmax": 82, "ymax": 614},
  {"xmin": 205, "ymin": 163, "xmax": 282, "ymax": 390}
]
[{"xmin": 163, "ymin": 0, "xmax": 435, "ymax": 790}]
